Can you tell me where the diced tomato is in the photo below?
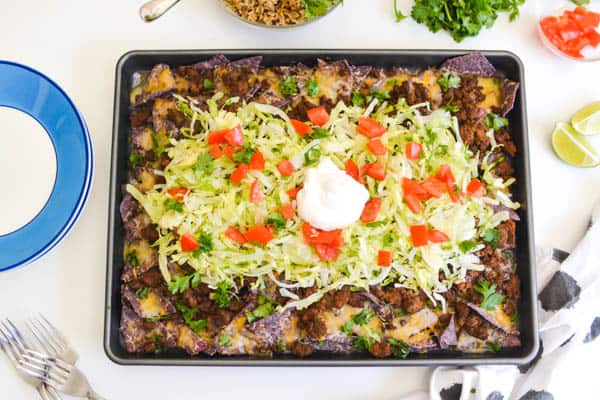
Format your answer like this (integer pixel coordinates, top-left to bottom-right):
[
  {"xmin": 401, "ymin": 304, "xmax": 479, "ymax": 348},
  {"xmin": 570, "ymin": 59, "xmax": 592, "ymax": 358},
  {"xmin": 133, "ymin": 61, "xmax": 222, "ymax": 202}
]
[
  {"xmin": 281, "ymin": 203, "xmax": 295, "ymax": 220},
  {"xmin": 314, "ymin": 244, "xmax": 340, "ymax": 261},
  {"xmin": 167, "ymin": 187, "xmax": 188, "ymax": 202},
  {"xmin": 224, "ymin": 125, "xmax": 244, "ymax": 147},
  {"xmin": 223, "ymin": 145, "xmax": 236, "ymax": 160},
  {"xmin": 230, "ymin": 163, "xmax": 249, "ymax": 185},
  {"xmin": 405, "ymin": 142, "xmax": 422, "ymax": 160},
  {"xmin": 435, "ymin": 164, "xmax": 456, "ymax": 192},
  {"xmin": 243, "ymin": 224, "xmax": 273, "ymax": 246},
  {"xmin": 402, "ymin": 178, "xmax": 429, "ymax": 200},
  {"xmin": 404, "ymin": 193, "xmax": 422, "ymax": 214},
  {"xmin": 539, "ymin": 6, "xmax": 600, "ymax": 60},
  {"xmin": 367, "ymin": 139, "xmax": 387, "ymax": 156},
  {"xmin": 345, "ymin": 159, "xmax": 364, "ymax": 184},
  {"xmin": 180, "ymin": 233, "xmax": 199, "ymax": 252},
  {"xmin": 428, "ymin": 229, "xmax": 449, "ymax": 243},
  {"xmin": 410, "ymin": 225, "xmax": 429, "ymax": 247},
  {"xmin": 290, "ymin": 119, "xmax": 312, "ymax": 136},
  {"xmin": 207, "ymin": 129, "xmax": 228, "ymax": 144},
  {"xmin": 277, "ymin": 160, "xmax": 295, "ymax": 177},
  {"xmin": 306, "ymin": 106, "xmax": 329, "ymax": 126},
  {"xmin": 467, "ymin": 178, "xmax": 484, "ymax": 198},
  {"xmin": 249, "ymin": 180, "xmax": 263, "ymax": 203},
  {"xmin": 377, "ymin": 250, "xmax": 393, "ymax": 267},
  {"xmin": 302, "ymin": 222, "xmax": 319, "ymax": 244},
  {"xmin": 360, "ymin": 198, "xmax": 382, "ymax": 223},
  {"xmin": 225, "ymin": 226, "xmax": 247, "ymax": 245},
  {"xmin": 287, "ymin": 186, "xmax": 301, "ymax": 200},
  {"xmin": 421, "ymin": 177, "xmax": 447, "ymax": 198},
  {"xmin": 209, "ymin": 144, "xmax": 223, "ymax": 159},
  {"xmin": 356, "ymin": 117, "xmax": 386, "ymax": 138},
  {"xmin": 311, "ymin": 230, "xmax": 344, "ymax": 248},
  {"xmin": 249, "ymin": 151, "xmax": 265, "ymax": 171},
  {"xmin": 365, "ymin": 162, "xmax": 385, "ymax": 181},
  {"xmin": 449, "ymin": 190, "xmax": 463, "ymax": 203}
]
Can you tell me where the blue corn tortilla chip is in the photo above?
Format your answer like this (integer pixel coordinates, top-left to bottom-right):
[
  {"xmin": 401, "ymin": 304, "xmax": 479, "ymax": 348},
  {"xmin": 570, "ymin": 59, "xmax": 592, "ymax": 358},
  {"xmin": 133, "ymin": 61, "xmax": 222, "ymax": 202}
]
[
  {"xmin": 439, "ymin": 314, "xmax": 457, "ymax": 349},
  {"xmin": 518, "ymin": 390, "xmax": 554, "ymax": 400},
  {"xmin": 440, "ymin": 383, "xmax": 463, "ymax": 400},
  {"xmin": 585, "ymin": 316, "xmax": 600, "ymax": 343},
  {"xmin": 440, "ymin": 52, "xmax": 496, "ymax": 77},
  {"xmin": 133, "ymin": 64, "xmax": 177, "ymax": 107},
  {"xmin": 191, "ymin": 54, "xmax": 229, "ymax": 71},
  {"xmin": 538, "ymin": 271, "xmax": 581, "ymax": 311},
  {"xmin": 498, "ymin": 79, "xmax": 519, "ymax": 116},
  {"xmin": 487, "ymin": 391, "xmax": 505, "ymax": 400},
  {"xmin": 230, "ymin": 55, "xmax": 262, "ymax": 70}
]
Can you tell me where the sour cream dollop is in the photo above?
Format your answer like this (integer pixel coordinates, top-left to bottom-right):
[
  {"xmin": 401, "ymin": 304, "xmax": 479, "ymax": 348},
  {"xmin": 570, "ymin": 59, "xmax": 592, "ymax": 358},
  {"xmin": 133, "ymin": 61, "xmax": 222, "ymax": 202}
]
[{"xmin": 297, "ymin": 157, "xmax": 369, "ymax": 231}]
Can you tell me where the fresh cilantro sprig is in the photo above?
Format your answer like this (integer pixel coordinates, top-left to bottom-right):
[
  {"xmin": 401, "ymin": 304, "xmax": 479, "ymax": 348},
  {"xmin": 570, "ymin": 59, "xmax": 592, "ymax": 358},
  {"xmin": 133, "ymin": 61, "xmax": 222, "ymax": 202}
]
[
  {"xmin": 279, "ymin": 76, "xmax": 299, "ymax": 96},
  {"xmin": 482, "ymin": 228, "xmax": 500, "ymax": 249},
  {"xmin": 485, "ymin": 113, "xmax": 509, "ymax": 132},
  {"xmin": 245, "ymin": 295, "xmax": 275, "ymax": 323},
  {"xmin": 176, "ymin": 302, "xmax": 207, "ymax": 333},
  {"xmin": 411, "ymin": 0, "xmax": 525, "ymax": 43},
  {"xmin": 389, "ymin": 338, "xmax": 410, "ymax": 358},
  {"xmin": 210, "ymin": 281, "xmax": 234, "ymax": 308},
  {"xmin": 474, "ymin": 280, "xmax": 504, "ymax": 311},
  {"xmin": 168, "ymin": 271, "xmax": 202, "ymax": 295},
  {"xmin": 437, "ymin": 72, "xmax": 461, "ymax": 91}
]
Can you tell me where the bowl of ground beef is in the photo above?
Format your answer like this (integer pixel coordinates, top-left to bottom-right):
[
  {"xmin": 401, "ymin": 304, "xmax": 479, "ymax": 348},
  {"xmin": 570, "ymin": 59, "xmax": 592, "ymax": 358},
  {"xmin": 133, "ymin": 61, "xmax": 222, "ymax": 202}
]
[{"xmin": 220, "ymin": 0, "xmax": 341, "ymax": 28}]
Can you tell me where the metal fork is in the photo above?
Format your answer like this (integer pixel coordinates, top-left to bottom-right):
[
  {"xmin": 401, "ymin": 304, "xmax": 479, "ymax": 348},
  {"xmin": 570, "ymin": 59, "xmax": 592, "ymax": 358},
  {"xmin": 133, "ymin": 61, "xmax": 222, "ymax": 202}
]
[
  {"xmin": 0, "ymin": 319, "xmax": 62, "ymax": 400},
  {"xmin": 17, "ymin": 349, "xmax": 105, "ymax": 400},
  {"xmin": 27, "ymin": 314, "xmax": 79, "ymax": 365}
]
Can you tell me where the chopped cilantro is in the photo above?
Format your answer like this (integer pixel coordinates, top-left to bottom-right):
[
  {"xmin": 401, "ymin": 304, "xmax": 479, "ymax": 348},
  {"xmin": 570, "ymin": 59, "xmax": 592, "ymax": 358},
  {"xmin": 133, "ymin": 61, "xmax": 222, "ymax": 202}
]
[
  {"xmin": 485, "ymin": 113, "xmax": 509, "ymax": 132},
  {"xmin": 151, "ymin": 133, "xmax": 165, "ymax": 159},
  {"xmin": 168, "ymin": 271, "xmax": 202, "ymax": 295},
  {"xmin": 458, "ymin": 240, "xmax": 478, "ymax": 253},
  {"xmin": 388, "ymin": 338, "xmax": 410, "ymax": 358},
  {"xmin": 176, "ymin": 302, "xmax": 207, "ymax": 333},
  {"xmin": 352, "ymin": 91, "xmax": 365, "ymax": 106},
  {"xmin": 307, "ymin": 78, "xmax": 320, "ymax": 97},
  {"xmin": 246, "ymin": 295, "xmax": 275, "ymax": 323},
  {"xmin": 192, "ymin": 232, "xmax": 213, "ymax": 256},
  {"xmin": 482, "ymin": 228, "xmax": 500, "ymax": 249},
  {"xmin": 266, "ymin": 212, "xmax": 287, "ymax": 231},
  {"xmin": 164, "ymin": 198, "xmax": 183, "ymax": 213},
  {"xmin": 203, "ymin": 78, "xmax": 214, "ymax": 90},
  {"xmin": 486, "ymin": 341, "xmax": 501, "ymax": 352},
  {"xmin": 443, "ymin": 102, "xmax": 460, "ymax": 113},
  {"xmin": 301, "ymin": 0, "xmax": 338, "ymax": 19},
  {"xmin": 279, "ymin": 76, "xmax": 299, "ymax": 96},
  {"xmin": 151, "ymin": 333, "xmax": 164, "ymax": 353},
  {"xmin": 366, "ymin": 221, "xmax": 386, "ymax": 228},
  {"xmin": 304, "ymin": 145, "xmax": 321, "ymax": 166},
  {"xmin": 135, "ymin": 287, "xmax": 149, "ymax": 299},
  {"xmin": 383, "ymin": 232, "xmax": 395, "ymax": 247},
  {"xmin": 341, "ymin": 321, "xmax": 354, "ymax": 335},
  {"xmin": 125, "ymin": 250, "xmax": 139, "ymax": 267},
  {"xmin": 129, "ymin": 152, "xmax": 143, "ymax": 167},
  {"xmin": 218, "ymin": 334, "xmax": 232, "ymax": 347},
  {"xmin": 276, "ymin": 340, "xmax": 287, "ymax": 352},
  {"xmin": 232, "ymin": 147, "xmax": 255, "ymax": 164},
  {"xmin": 309, "ymin": 127, "xmax": 329, "ymax": 139},
  {"xmin": 366, "ymin": 88, "xmax": 390, "ymax": 104},
  {"xmin": 474, "ymin": 280, "xmax": 504, "ymax": 311},
  {"xmin": 353, "ymin": 336, "xmax": 372, "ymax": 351},
  {"xmin": 210, "ymin": 281, "xmax": 233, "ymax": 308},
  {"xmin": 352, "ymin": 309, "xmax": 375, "ymax": 326},
  {"xmin": 437, "ymin": 72, "xmax": 461, "ymax": 91}
]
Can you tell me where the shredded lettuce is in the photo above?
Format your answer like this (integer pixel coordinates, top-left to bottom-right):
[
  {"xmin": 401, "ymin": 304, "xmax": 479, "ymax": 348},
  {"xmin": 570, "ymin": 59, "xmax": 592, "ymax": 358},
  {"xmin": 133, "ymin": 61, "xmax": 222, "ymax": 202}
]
[{"xmin": 129, "ymin": 93, "xmax": 519, "ymax": 308}]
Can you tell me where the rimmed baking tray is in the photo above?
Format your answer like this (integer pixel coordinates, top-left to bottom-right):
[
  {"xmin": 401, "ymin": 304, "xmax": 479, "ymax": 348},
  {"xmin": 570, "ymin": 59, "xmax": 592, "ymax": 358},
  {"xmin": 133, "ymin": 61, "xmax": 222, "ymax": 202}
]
[{"xmin": 105, "ymin": 50, "xmax": 538, "ymax": 366}]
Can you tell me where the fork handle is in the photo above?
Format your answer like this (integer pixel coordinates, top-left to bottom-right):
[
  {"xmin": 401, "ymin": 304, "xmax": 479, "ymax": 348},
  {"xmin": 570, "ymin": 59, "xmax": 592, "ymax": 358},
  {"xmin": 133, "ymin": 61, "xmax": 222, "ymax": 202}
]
[{"xmin": 86, "ymin": 390, "xmax": 106, "ymax": 400}]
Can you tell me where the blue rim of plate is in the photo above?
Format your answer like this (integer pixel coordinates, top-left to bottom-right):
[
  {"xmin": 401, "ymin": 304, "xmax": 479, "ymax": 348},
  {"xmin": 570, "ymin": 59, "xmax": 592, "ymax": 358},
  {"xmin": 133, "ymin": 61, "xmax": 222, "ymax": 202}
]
[{"xmin": 0, "ymin": 61, "xmax": 93, "ymax": 272}]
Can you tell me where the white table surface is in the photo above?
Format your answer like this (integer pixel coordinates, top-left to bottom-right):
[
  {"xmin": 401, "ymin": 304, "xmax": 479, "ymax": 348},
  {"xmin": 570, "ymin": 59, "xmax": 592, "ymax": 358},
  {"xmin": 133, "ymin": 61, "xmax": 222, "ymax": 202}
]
[{"xmin": 1, "ymin": 1, "xmax": 600, "ymax": 399}]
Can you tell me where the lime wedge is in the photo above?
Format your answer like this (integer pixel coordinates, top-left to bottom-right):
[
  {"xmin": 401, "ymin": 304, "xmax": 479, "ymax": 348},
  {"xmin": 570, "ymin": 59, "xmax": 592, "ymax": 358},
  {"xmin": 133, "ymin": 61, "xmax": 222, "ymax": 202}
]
[
  {"xmin": 551, "ymin": 122, "xmax": 600, "ymax": 168},
  {"xmin": 572, "ymin": 101, "xmax": 600, "ymax": 136}
]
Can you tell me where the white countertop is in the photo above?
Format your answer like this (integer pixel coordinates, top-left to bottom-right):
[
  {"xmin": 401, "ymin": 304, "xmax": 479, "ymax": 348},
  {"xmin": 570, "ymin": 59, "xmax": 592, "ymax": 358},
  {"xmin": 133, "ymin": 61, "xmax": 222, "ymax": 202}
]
[{"xmin": 1, "ymin": 0, "xmax": 599, "ymax": 399}]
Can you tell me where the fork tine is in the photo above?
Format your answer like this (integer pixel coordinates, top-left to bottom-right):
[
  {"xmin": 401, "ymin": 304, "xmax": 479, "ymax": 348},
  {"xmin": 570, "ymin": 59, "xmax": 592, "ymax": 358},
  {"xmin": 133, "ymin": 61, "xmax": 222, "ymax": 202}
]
[
  {"xmin": 31, "ymin": 315, "xmax": 65, "ymax": 353},
  {"xmin": 45, "ymin": 386, "xmax": 63, "ymax": 400},
  {"xmin": 5, "ymin": 319, "xmax": 28, "ymax": 350},
  {"xmin": 37, "ymin": 386, "xmax": 51, "ymax": 400},
  {"xmin": 18, "ymin": 358, "xmax": 68, "ymax": 386},
  {"xmin": 0, "ymin": 323, "xmax": 22, "ymax": 362},
  {"xmin": 24, "ymin": 349, "xmax": 72, "ymax": 371},
  {"xmin": 17, "ymin": 363, "xmax": 48, "ymax": 382},
  {"xmin": 38, "ymin": 314, "xmax": 68, "ymax": 348},
  {"xmin": 27, "ymin": 319, "xmax": 59, "ymax": 356}
]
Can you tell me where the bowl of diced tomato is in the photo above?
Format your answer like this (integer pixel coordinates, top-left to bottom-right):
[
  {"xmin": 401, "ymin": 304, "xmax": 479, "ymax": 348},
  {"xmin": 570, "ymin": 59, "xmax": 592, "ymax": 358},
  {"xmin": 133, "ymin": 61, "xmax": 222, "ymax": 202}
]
[{"xmin": 538, "ymin": 5, "xmax": 600, "ymax": 61}]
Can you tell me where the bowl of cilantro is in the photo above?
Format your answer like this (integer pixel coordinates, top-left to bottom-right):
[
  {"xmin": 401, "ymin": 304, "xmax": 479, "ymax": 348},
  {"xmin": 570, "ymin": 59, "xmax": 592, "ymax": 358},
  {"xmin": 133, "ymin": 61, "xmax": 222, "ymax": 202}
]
[{"xmin": 220, "ymin": 0, "xmax": 342, "ymax": 28}]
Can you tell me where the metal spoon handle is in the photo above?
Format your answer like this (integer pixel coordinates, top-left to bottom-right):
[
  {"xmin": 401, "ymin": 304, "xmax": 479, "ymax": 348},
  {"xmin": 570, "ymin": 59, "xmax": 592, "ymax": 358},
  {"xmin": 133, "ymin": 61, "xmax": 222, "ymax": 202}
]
[{"xmin": 139, "ymin": 0, "xmax": 181, "ymax": 22}]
